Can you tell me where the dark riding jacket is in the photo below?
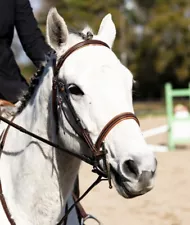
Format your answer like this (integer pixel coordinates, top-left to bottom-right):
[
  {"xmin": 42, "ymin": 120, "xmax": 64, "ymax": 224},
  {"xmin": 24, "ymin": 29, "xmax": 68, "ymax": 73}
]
[{"xmin": 0, "ymin": 0, "xmax": 51, "ymax": 103}]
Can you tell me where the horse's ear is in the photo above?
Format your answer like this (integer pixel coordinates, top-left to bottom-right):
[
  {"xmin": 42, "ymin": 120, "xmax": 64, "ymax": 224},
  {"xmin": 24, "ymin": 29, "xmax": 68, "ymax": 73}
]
[
  {"xmin": 97, "ymin": 14, "xmax": 116, "ymax": 48},
  {"xmin": 46, "ymin": 8, "xmax": 69, "ymax": 51}
]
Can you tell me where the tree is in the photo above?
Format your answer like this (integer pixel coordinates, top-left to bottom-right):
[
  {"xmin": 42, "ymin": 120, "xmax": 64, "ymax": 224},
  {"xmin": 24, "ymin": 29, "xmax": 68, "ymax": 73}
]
[{"xmin": 130, "ymin": 0, "xmax": 190, "ymax": 99}]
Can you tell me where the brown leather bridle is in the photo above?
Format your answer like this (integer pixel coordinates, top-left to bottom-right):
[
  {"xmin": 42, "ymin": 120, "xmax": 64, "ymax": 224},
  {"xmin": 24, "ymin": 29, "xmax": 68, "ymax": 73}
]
[
  {"xmin": 52, "ymin": 39, "xmax": 140, "ymax": 164},
  {"xmin": 0, "ymin": 39, "xmax": 140, "ymax": 225}
]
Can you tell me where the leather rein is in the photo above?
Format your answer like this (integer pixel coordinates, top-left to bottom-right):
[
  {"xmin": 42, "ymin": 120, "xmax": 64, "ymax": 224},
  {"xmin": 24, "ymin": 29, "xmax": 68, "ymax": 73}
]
[{"xmin": 0, "ymin": 39, "xmax": 140, "ymax": 225}]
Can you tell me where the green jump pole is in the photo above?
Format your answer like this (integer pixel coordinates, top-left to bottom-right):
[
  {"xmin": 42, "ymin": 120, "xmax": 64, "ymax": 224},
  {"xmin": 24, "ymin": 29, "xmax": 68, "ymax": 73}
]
[{"xmin": 165, "ymin": 83, "xmax": 175, "ymax": 150}]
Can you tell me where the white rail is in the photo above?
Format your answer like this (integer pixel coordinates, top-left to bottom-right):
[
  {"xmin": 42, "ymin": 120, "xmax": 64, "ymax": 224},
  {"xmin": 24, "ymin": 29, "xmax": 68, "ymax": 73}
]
[{"xmin": 142, "ymin": 125, "xmax": 169, "ymax": 152}]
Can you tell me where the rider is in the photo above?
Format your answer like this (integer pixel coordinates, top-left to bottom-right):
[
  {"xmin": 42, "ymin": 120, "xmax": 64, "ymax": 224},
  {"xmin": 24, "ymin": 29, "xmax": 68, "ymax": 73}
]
[{"xmin": 0, "ymin": 0, "xmax": 51, "ymax": 103}]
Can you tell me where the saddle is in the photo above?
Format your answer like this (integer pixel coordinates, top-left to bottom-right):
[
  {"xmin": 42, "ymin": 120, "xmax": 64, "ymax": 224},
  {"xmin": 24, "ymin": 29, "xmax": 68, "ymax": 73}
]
[
  {"xmin": 0, "ymin": 99, "xmax": 15, "ymax": 143},
  {"xmin": 0, "ymin": 99, "xmax": 14, "ymax": 107},
  {"xmin": 0, "ymin": 99, "xmax": 16, "ymax": 119}
]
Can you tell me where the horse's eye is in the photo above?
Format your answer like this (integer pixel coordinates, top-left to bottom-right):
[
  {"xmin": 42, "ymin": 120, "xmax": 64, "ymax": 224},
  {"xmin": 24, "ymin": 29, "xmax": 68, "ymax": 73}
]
[{"xmin": 68, "ymin": 84, "xmax": 84, "ymax": 95}]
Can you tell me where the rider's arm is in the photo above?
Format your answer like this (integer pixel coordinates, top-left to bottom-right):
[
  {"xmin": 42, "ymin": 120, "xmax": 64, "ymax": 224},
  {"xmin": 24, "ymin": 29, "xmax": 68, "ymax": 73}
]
[{"xmin": 15, "ymin": 0, "xmax": 51, "ymax": 67}]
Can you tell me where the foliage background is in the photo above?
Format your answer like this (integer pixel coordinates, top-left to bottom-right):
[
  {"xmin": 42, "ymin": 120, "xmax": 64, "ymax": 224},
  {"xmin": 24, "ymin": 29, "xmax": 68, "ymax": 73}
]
[{"xmin": 18, "ymin": 0, "xmax": 190, "ymax": 100}]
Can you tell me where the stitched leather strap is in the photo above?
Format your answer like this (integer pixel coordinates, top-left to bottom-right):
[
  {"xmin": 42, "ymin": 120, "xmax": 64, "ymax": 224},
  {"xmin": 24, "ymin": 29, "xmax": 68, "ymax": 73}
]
[
  {"xmin": 0, "ymin": 116, "xmax": 15, "ymax": 150},
  {"xmin": 0, "ymin": 182, "xmax": 16, "ymax": 225},
  {"xmin": 0, "ymin": 117, "xmax": 16, "ymax": 225},
  {"xmin": 95, "ymin": 112, "xmax": 140, "ymax": 151},
  {"xmin": 55, "ymin": 40, "xmax": 110, "ymax": 76}
]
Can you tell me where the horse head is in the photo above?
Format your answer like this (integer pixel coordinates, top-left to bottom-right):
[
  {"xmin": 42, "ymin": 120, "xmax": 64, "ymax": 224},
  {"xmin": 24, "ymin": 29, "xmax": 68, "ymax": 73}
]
[{"xmin": 46, "ymin": 8, "xmax": 157, "ymax": 198}]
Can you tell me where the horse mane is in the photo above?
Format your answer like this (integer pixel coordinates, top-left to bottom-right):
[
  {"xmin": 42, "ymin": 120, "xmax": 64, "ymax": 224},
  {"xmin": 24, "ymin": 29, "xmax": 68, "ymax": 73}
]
[
  {"xmin": 17, "ymin": 62, "xmax": 47, "ymax": 114},
  {"xmin": 16, "ymin": 28, "xmax": 94, "ymax": 114},
  {"xmin": 69, "ymin": 27, "xmax": 94, "ymax": 40}
]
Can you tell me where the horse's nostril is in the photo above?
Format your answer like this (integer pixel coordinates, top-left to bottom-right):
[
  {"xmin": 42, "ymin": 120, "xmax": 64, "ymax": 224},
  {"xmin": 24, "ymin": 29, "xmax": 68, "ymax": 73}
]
[{"xmin": 122, "ymin": 159, "xmax": 139, "ymax": 179}]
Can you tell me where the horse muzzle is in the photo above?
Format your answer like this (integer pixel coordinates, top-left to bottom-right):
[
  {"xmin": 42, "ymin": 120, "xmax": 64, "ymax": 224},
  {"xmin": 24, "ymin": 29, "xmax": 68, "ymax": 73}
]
[{"xmin": 111, "ymin": 166, "xmax": 155, "ymax": 198}]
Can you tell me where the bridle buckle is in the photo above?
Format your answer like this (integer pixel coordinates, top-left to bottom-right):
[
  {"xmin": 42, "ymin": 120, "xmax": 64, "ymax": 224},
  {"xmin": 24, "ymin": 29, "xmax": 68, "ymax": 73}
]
[{"xmin": 81, "ymin": 214, "xmax": 102, "ymax": 225}]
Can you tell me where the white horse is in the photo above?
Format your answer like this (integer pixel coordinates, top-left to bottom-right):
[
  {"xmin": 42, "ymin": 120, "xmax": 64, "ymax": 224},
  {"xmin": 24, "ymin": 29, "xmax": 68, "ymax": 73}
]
[{"xmin": 0, "ymin": 8, "xmax": 157, "ymax": 225}]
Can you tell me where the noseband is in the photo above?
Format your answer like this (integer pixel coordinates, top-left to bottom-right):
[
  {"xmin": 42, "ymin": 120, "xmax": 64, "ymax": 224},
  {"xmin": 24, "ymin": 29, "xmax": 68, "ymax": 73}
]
[{"xmin": 52, "ymin": 39, "xmax": 140, "ymax": 178}]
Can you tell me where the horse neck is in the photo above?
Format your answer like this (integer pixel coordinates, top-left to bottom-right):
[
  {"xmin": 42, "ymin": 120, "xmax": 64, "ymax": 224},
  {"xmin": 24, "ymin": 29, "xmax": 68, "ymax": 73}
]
[{"xmin": 0, "ymin": 61, "xmax": 80, "ymax": 225}]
